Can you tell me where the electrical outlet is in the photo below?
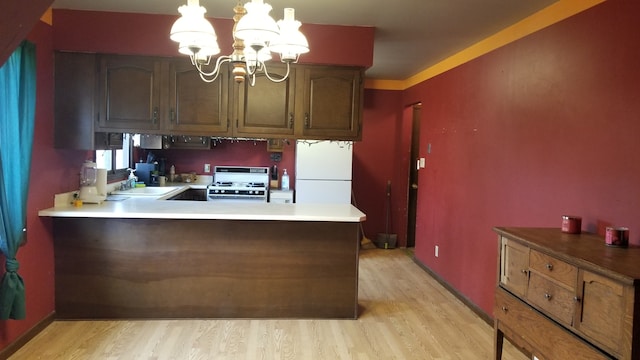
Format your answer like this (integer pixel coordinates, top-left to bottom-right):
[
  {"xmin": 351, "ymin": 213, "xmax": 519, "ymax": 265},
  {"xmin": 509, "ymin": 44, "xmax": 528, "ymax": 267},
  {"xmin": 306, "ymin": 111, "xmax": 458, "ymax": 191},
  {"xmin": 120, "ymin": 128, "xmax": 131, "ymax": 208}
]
[
  {"xmin": 435, "ymin": 245, "xmax": 439, "ymax": 258},
  {"xmin": 204, "ymin": 163, "xmax": 211, "ymax": 173}
]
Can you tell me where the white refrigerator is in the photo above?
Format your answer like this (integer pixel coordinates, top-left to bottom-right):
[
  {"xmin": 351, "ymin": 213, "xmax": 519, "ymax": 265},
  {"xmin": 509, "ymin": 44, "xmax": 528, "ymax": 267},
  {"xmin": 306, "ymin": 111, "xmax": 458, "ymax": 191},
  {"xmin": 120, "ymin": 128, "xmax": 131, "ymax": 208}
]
[{"xmin": 295, "ymin": 140, "xmax": 353, "ymax": 204}]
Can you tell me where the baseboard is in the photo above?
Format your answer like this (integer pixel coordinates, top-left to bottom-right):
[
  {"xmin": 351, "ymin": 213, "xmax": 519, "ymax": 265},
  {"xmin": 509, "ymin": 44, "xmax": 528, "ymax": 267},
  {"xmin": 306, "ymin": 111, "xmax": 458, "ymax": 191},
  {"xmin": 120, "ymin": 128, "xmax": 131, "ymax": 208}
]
[
  {"xmin": 0, "ymin": 312, "xmax": 55, "ymax": 360},
  {"xmin": 411, "ymin": 256, "xmax": 493, "ymax": 325}
]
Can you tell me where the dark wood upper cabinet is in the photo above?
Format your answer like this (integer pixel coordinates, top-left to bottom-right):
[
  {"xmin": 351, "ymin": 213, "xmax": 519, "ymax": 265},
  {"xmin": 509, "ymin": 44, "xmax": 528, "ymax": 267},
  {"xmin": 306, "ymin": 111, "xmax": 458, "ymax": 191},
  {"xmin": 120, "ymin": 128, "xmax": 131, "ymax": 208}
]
[
  {"xmin": 54, "ymin": 52, "xmax": 121, "ymax": 150},
  {"xmin": 55, "ymin": 52, "xmax": 365, "ymax": 144},
  {"xmin": 54, "ymin": 52, "xmax": 97, "ymax": 149},
  {"xmin": 168, "ymin": 59, "xmax": 231, "ymax": 136},
  {"xmin": 297, "ymin": 66, "xmax": 363, "ymax": 141},
  {"xmin": 236, "ymin": 64, "xmax": 296, "ymax": 138},
  {"xmin": 97, "ymin": 55, "xmax": 163, "ymax": 132}
]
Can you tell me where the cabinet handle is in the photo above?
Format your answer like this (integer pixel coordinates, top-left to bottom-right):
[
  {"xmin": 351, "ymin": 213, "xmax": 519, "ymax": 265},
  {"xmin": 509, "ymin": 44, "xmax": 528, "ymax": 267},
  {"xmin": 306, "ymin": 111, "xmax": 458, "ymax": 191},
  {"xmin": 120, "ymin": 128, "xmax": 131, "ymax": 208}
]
[
  {"xmin": 544, "ymin": 293, "xmax": 552, "ymax": 301},
  {"xmin": 501, "ymin": 306, "xmax": 508, "ymax": 313},
  {"xmin": 289, "ymin": 112, "xmax": 294, "ymax": 128},
  {"xmin": 152, "ymin": 107, "xmax": 158, "ymax": 124},
  {"xmin": 520, "ymin": 269, "xmax": 528, "ymax": 274},
  {"xmin": 304, "ymin": 113, "xmax": 310, "ymax": 128},
  {"xmin": 545, "ymin": 263, "xmax": 553, "ymax": 271},
  {"xmin": 574, "ymin": 296, "xmax": 581, "ymax": 302}
]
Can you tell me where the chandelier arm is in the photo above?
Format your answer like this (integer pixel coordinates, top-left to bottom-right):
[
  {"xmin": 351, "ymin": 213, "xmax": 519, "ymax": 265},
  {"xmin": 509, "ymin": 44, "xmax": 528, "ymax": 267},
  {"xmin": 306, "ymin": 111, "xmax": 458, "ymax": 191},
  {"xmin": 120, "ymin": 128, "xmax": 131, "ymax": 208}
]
[
  {"xmin": 194, "ymin": 55, "xmax": 232, "ymax": 82},
  {"xmin": 245, "ymin": 63, "xmax": 258, "ymax": 77},
  {"xmin": 198, "ymin": 70, "xmax": 218, "ymax": 83},
  {"xmin": 262, "ymin": 61, "xmax": 291, "ymax": 83}
]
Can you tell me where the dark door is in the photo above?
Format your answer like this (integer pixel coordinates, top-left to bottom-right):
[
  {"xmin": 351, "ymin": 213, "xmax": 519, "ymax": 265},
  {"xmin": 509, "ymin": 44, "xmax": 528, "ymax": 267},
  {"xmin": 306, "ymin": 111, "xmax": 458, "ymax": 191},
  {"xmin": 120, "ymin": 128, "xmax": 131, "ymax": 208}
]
[{"xmin": 406, "ymin": 104, "xmax": 422, "ymax": 247}]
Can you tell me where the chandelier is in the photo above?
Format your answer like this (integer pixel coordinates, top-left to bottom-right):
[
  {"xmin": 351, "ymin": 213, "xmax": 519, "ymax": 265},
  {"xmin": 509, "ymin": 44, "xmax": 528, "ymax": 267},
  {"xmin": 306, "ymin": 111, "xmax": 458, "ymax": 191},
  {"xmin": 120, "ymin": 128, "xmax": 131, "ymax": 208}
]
[{"xmin": 169, "ymin": 0, "xmax": 309, "ymax": 85}]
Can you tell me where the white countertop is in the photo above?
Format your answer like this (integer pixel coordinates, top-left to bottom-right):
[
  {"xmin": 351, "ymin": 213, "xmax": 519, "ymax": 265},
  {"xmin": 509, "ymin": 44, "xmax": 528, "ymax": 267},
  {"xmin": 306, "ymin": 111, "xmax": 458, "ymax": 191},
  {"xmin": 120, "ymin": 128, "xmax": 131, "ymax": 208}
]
[{"xmin": 38, "ymin": 184, "xmax": 366, "ymax": 222}]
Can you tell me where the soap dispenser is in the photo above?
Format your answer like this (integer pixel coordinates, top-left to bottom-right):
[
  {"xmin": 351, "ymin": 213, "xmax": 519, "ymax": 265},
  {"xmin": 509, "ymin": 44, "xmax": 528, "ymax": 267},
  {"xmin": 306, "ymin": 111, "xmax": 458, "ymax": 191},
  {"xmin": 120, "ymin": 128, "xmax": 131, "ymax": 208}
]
[{"xmin": 281, "ymin": 169, "xmax": 290, "ymax": 191}]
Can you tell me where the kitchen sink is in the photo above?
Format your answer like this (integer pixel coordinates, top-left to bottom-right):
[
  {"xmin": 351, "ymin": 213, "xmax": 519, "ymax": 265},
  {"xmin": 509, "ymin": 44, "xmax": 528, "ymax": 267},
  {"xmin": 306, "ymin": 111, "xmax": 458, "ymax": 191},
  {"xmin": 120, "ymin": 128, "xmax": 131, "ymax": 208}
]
[
  {"xmin": 111, "ymin": 186, "xmax": 183, "ymax": 196},
  {"xmin": 164, "ymin": 188, "xmax": 207, "ymax": 201}
]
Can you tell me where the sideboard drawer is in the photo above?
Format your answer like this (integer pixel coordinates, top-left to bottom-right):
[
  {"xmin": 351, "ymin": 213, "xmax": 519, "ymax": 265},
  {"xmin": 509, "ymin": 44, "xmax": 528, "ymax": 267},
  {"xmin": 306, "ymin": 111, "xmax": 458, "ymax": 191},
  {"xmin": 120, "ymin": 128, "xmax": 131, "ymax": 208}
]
[
  {"xmin": 529, "ymin": 249, "xmax": 577, "ymax": 288},
  {"xmin": 495, "ymin": 287, "xmax": 609, "ymax": 360},
  {"xmin": 527, "ymin": 272, "xmax": 576, "ymax": 326}
]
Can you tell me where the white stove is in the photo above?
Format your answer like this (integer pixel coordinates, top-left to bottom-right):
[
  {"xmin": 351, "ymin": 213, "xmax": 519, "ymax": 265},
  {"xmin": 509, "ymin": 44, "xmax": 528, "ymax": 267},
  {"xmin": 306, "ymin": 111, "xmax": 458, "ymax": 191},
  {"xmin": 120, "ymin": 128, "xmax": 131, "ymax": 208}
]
[{"xmin": 207, "ymin": 166, "xmax": 269, "ymax": 202}]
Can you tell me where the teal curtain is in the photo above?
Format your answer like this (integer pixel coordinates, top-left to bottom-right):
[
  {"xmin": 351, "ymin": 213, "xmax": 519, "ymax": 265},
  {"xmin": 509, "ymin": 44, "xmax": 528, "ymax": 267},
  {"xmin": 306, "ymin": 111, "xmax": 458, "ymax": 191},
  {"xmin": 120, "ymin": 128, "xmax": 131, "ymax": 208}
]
[{"xmin": 0, "ymin": 41, "xmax": 36, "ymax": 320}]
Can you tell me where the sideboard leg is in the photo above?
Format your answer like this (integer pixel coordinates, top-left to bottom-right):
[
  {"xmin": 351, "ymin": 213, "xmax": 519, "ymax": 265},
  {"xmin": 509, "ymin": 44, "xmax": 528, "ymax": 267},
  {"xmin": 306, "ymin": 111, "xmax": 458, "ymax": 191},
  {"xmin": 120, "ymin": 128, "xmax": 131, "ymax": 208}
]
[{"xmin": 494, "ymin": 320, "xmax": 504, "ymax": 360}]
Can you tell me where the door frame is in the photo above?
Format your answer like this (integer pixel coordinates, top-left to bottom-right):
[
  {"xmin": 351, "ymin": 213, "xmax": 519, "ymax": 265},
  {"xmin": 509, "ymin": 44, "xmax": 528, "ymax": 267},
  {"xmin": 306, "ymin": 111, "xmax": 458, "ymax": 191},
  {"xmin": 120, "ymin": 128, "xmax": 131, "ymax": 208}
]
[{"xmin": 406, "ymin": 103, "xmax": 422, "ymax": 247}]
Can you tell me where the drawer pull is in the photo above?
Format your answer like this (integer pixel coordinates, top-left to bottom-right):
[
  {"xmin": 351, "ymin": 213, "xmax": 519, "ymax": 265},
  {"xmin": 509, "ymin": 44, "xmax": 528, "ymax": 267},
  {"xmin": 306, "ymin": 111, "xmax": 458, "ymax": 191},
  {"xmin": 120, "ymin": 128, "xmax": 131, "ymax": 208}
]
[
  {"xmin": 544, "ymin": 293, "xmax": 553, "ymax": 301},
  {"xmin": 545, "ymin": 263, "xmax": 553, "ymax": 270},
  {"xmin": 501, "ymin": 306, "xmax": 508, "ymax": 312}
]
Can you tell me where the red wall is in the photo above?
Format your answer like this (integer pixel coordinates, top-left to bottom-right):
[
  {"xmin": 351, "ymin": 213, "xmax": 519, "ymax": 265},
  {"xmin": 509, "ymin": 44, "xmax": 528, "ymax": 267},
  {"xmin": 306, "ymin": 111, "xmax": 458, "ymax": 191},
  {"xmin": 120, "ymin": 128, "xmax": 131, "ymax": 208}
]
[
  {"xmin": 402, "ymin": 0, "xmax": 640, "ymax": 314},
  {"xmin": 353, "ymin": 90, "xmax": 406, "ymax": 243},
  {"xmin": 52, "ymin": 10, "xmax": 374, "ymax": 68}
]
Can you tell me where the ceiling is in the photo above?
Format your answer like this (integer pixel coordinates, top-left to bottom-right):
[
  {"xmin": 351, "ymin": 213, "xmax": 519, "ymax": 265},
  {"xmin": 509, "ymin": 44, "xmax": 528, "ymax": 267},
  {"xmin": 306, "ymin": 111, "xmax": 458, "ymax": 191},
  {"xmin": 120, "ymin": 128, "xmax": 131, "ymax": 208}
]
[{"xmin": 51, "ymin": 0, "xmax": 558, "ymax": 80}]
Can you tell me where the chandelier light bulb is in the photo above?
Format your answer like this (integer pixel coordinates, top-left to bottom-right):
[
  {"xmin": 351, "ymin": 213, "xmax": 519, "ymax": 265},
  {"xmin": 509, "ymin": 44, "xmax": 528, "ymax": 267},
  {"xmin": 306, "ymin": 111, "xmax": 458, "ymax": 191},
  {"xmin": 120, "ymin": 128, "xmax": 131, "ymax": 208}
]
[
  {"xmin": 234, "ymin": 0, "xmax": 280, "ymax": 48},
  {"xmin": 170, "ymin": 0, "xmax": 220, "ymax": 57},
  {"xmin": 270, "ymin": 8, "xmax": 309, "ymax": 62}
]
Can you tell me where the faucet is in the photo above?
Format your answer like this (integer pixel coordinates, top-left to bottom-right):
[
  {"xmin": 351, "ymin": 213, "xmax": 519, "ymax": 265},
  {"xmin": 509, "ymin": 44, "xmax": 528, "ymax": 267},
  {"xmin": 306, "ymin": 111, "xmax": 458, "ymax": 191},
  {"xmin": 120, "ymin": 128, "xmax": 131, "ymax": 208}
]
[{"xmin": 120, "ymin": 168, "xmax": 137, "ymax": 190}]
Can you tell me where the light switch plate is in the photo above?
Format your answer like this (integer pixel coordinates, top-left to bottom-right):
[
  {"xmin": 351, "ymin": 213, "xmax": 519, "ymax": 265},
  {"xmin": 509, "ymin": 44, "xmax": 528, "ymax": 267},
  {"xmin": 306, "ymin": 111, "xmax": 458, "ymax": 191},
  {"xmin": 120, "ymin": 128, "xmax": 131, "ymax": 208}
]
[{"xmin": 204, "ymin": 163, "xmax": 211, "ymax": 173}]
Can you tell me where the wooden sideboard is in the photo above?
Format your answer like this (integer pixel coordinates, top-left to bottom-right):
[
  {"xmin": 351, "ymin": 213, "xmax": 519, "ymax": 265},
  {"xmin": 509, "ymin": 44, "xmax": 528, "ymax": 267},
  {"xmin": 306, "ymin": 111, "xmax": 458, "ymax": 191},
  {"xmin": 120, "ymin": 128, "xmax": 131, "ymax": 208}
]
[{"xmin": 493, "ymin": 227, "xmax": 640, "ymax": 360}]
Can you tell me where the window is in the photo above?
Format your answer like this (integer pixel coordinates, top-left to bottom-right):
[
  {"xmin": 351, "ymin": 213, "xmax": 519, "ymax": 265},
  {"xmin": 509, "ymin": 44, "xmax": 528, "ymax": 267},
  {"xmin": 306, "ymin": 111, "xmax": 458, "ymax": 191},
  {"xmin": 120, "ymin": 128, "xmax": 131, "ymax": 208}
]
[{"xmin": 95, "ymin": 134, "xmax": 137, "ymax": 179}]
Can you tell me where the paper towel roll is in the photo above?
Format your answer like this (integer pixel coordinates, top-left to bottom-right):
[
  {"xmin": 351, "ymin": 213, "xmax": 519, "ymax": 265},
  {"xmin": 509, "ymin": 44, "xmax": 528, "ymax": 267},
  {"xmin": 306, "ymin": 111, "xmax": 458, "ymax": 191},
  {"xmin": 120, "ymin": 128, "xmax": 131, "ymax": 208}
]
[{"xmin": 97, "ymin": 168, "xmax": 108, "ymax": 196}]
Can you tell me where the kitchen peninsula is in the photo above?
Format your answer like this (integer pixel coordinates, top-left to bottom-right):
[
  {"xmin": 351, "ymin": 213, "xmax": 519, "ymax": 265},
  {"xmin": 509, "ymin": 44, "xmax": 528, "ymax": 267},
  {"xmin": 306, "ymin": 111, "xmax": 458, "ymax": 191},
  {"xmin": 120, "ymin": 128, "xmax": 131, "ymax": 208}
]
[{"xmin": 38, "ymin": 190, "xmax": 366, "ymax": 319}]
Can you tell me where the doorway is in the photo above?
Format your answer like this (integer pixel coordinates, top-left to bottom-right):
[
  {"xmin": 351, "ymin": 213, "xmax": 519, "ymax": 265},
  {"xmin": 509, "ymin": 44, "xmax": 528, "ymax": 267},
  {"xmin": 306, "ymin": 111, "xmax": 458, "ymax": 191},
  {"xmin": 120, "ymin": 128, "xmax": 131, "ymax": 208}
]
[{"xmin": 406, "ymin": 103, "xmax": 422, "ymax": 248}]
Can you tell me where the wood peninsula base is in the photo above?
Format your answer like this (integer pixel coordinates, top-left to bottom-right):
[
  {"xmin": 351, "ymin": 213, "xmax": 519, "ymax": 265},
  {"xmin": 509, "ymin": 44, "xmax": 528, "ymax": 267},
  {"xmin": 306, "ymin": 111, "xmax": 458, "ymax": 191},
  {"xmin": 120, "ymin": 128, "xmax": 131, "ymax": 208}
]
[{"xmin": 53, "ymin": 218, "xmax": 360, "ymax": 319}]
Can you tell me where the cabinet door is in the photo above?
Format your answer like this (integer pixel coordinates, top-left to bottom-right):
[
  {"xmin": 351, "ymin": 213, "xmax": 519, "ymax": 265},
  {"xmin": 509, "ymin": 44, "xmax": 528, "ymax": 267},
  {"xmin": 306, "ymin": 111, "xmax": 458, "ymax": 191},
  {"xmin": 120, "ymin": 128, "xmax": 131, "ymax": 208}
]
[
  {"xmin": 167, "ymin": 59, "xmax": 231, "ymax": 135},
  {"xmin": 499, "ymin": 237, "xmax": 530, "ymax": 297},
  {"xmin": 98, "ymin": 55, "xmax": 162, "ymax": 132},
  {"xmin": 54, "ymin": 52, "xmax": 98, "ymax": 150},
  {"xmin": 236, "ymin": 64, "xmax": 296, "ymax": 138},
  {"xmin": 575, "ymin": 270, "xmax": 630, "ymax": 358},
  {"xmin": 298, "ymin": 66, "xmax": 363, "ymax": 140}
]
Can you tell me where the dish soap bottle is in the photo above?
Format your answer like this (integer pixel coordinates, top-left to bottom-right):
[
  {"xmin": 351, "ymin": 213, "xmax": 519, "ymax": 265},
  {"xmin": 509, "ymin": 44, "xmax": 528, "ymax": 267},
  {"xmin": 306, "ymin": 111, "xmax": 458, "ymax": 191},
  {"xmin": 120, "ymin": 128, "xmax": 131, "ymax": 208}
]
[
  {"xmin": 169, "ymin": 164, "xmax": 176, "ymax": 182},
  {"xmin": 281, "ymin": 169, "xmax": 290, "ymax": 191}
]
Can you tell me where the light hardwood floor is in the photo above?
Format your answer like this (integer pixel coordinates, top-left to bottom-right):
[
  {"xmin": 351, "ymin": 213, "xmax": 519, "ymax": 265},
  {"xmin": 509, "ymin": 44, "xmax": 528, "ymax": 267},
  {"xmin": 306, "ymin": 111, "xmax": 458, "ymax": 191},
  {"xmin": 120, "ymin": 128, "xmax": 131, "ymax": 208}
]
[{"xmin": 10, "ymin": 248, "xmax": 526, "ymax": 360}]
